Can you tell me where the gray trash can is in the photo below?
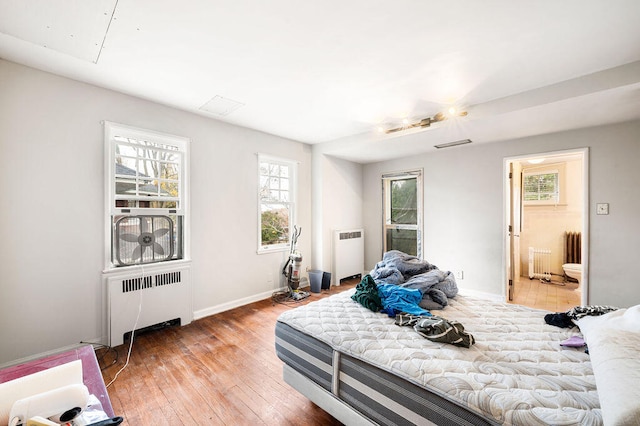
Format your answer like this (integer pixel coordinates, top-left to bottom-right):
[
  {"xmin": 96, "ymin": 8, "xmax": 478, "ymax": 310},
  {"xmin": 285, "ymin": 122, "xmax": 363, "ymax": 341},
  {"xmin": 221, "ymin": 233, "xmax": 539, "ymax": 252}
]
[{"xmin": 308, "ymin": 270, "xmax": 322, "ymax": 293}]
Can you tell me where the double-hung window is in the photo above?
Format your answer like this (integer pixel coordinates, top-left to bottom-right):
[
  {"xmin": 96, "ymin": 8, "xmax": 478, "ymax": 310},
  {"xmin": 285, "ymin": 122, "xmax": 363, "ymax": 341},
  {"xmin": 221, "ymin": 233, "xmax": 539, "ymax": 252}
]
[
  {"xmin": 258, "ymin": 154, "xmax": 296, "ymax": 252},
  {"xmin": 104, "ymin": 122, "xmax": 189, "ymax": 268}
]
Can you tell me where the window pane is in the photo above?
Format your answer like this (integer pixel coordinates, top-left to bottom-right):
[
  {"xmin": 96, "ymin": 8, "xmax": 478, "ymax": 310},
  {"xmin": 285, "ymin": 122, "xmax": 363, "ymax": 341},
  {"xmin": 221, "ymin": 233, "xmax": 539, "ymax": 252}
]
[
  {"xmin": 524, "ymin": 173, "xmax": 558, "ymax": 202},
  {"xmin": 150, "ymin": 200, "xmax": 177, "ymax": 209},
  {"xmin": 390, "ymin": 178, "xmax": 417, "ymax": 224},
  {"xmin": 280, "ymin": 177, "xmax": 289, "ymax": 190},
  {"xmin": 161, "ymin": 181, "xmax": 179, "ymax": 197},
  {"xmin": 260, "ymin": 203, "xmax": 290, "ymax": 246},
  {"xmin": 115, "ymin": 178, "xmax": 136, "ymax": 195},
  {"xmin": 161, "ymin": 162, "xmax": 179, "ymax": 180},
  {"xmin": 140, "ymin": 159, "xmax": 160, "ymax": 179},
  {"xmin": 386, "ymin": 228, "xmax": 417, "ymax": 256},
  {"xmin": 269, "ymin": 177, "xmax": 279, "ymax": 190},
  {"xmin": 115, "ymin": 143, "xmax": 138, "ymax": 157},
  {"xmin": 115, "ymin": 156, "xmax": 138, "ymax": 175}
]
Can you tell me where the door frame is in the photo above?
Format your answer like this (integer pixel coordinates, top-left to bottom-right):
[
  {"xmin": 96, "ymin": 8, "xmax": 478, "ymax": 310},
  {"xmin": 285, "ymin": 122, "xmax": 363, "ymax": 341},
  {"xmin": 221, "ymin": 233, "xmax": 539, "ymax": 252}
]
[{"xmin": 503, "ymin": 148, "xmax": 589, "ymax": 305}]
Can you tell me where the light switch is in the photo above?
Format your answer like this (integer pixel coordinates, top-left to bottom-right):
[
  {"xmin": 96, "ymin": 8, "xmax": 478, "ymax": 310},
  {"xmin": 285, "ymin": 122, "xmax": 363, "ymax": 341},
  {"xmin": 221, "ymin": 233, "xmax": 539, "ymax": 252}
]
[{"xmin": 596, "ymin": 203, "xmax": 609, "ymax": 215}]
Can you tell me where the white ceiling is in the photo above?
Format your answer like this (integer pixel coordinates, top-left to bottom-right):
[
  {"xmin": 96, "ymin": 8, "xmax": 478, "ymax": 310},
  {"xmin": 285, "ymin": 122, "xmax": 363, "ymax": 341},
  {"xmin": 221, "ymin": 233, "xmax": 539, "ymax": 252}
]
[{"xmin": 1, "ymin": 0, "xmax": 640, "ymax": 163}]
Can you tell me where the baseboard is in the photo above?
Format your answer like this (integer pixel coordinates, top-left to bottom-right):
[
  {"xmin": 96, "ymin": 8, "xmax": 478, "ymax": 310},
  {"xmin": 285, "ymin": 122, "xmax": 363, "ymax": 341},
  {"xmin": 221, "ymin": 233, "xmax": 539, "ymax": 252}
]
[
  {"xmin": 459, "ymin": 288, "xmax": 504, "ymax": 302},
  {"xmin": 0, "ymin": 343, "xmax": 89, "ymax": 370},
  {"xmin": 193, "ymin": 284, "xmax": 300, "ymax": 320}
]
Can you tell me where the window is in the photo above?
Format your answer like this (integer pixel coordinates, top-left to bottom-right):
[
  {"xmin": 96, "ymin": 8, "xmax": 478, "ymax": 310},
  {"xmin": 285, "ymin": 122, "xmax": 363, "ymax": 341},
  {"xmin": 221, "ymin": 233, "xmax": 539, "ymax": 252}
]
[
  {"xmin": 258, "ymin": 155, "xmax": 296, "ymax": 252},
  {"xmin": 523, "ymin": 171, "xmax": 559, "ymax": 203},
  {"xmin": 104, "ymin": 122, "xmax": 189, "ymax": 268},
  {"xmin": 382, "ymin": 170, "xmax": 423, "ymax": 257}
]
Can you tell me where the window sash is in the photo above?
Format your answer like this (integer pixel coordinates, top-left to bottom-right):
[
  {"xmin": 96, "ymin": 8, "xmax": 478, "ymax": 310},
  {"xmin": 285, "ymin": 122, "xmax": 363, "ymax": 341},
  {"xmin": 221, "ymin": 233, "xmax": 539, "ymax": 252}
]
[
  {"xmin": 258, "ymin": 154, "xmax": 296, "ymax": 252},
  {"xmin": 523, "ymin": 171, "xmax": 559, "ymax": 203},
  {"xmin": 106, "ymin": 123, "xmax": 187, "ymax": 215}
]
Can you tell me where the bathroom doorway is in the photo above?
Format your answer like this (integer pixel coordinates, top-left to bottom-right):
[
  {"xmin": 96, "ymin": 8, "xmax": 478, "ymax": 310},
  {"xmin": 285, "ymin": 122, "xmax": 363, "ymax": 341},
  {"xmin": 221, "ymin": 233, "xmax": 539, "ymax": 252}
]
[{"xmin": 504, "ymin": 148, "xmax": 589, "ymax": 312}]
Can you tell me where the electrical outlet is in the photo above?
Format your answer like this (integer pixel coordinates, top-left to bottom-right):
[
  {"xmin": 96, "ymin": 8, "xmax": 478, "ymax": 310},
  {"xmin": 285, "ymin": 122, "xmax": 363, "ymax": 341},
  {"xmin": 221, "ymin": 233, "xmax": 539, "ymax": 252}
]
[{"xmin": 455, "ymin": 270, "xmax": 464, "ymax": 280}]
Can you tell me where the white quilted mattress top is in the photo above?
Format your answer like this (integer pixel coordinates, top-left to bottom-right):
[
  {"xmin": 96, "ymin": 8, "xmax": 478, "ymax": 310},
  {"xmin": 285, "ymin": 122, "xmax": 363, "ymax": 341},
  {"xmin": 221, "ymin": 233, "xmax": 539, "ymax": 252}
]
[{"xmin": 277, "ymin": 289, "xmax": 602, "ymax": 426}]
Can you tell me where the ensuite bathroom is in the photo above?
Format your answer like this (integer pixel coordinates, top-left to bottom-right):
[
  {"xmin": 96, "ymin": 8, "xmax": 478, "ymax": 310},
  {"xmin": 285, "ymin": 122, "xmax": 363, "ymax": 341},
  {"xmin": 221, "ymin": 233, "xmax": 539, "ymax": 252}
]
[{"xmin": 509, "ymin": 151, "xmax": 584, "ymax": 311}]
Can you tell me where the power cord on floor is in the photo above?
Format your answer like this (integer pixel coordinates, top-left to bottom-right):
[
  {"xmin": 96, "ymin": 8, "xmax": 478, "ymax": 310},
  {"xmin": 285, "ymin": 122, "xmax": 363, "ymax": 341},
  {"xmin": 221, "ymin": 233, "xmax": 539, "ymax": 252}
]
[
  {"xmin": 271, "ymin": 289, "xmax": 310, "ymax": 305},
  {"xmin": 105, "ymin": 265, "xmax": 145, "ymax": 388},
  {"xmin": 81, "ymin": 342, "xmax": 119, "ymax": 371}
]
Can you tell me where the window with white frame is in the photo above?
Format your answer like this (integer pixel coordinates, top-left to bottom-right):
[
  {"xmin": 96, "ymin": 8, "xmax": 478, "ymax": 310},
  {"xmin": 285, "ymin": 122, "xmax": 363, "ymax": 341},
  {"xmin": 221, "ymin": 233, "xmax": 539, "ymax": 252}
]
[
  {"xmin": 258, "ymin": 154, "xmax": 296, "ymax": 252},
  {"xmin": 104, "ymin": 122, "xmax": 189, "ymax": 268},
  {"xmin": 523, "ymin": 170, "xmax": 559, "ymax": 204},
  {"xmin": 382, "ymin": 169, "xmax": 423, "ymax": 258}
]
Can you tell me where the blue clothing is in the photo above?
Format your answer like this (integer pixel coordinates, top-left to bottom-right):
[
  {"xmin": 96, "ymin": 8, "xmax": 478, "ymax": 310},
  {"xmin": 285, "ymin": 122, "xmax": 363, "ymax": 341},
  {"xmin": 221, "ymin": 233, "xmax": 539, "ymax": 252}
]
[{"xmin": 377, "ymin": 284, "xmax": 431, "ymax": 316}]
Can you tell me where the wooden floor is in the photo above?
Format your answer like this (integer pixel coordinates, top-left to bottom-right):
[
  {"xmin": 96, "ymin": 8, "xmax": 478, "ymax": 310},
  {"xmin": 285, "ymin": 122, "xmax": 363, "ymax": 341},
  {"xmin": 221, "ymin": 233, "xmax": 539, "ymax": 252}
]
[
  {"xmin": 508, "ymin": 276, "xmax": 581, "ymax": 312},
  {"xmin": 99, "ymin": 276, "xmax": 581, "ymax": 425},
  {"xmin": 99, "ymin": 281, "xmax": 358, "ymax": 426}
]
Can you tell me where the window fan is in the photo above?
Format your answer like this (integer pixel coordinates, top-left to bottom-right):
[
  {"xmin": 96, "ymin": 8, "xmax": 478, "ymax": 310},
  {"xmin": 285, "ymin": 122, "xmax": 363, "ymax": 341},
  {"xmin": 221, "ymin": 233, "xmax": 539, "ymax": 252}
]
[{"xmin": 114, "ymin": 215, "xmax": 174, "ymax": 266}]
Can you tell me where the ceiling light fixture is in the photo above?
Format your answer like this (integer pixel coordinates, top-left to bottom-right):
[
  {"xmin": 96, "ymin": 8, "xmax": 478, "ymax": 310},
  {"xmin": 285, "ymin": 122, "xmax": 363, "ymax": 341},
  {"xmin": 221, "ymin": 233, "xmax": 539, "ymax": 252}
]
[{"xmin": 380, "ymin": 108, "xmax": 468, "ymax": 134}]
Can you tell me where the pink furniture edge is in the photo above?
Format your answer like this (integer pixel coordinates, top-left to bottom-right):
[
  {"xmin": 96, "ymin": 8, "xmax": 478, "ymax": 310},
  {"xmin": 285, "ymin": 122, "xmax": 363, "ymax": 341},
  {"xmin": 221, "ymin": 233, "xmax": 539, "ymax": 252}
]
[{"xmin": 0, "ymin": 345, "xmax": 115, "ymax": 417}]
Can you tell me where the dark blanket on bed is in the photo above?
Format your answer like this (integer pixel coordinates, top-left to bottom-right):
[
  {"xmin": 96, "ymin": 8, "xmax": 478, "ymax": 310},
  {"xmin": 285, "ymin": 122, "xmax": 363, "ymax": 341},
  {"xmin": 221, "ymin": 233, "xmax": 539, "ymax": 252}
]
[{"xmin": 370, "ymin": 250, "xmax": 458, "ymax": 309}]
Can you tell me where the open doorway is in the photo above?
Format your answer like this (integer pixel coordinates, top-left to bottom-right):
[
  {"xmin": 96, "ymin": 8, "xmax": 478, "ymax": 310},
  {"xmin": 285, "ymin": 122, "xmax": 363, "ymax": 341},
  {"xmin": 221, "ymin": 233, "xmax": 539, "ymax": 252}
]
[{"xmin": 505, "ymin": 149, "xmax": 589, "ymax": 312}]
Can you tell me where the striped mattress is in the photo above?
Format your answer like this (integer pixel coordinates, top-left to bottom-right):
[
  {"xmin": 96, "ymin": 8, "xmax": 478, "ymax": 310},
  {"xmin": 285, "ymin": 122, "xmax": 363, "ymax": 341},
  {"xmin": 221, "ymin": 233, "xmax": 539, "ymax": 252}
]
[{"xmin": 275, "ymin": 289, "xmax": 602, "ymax": 425}]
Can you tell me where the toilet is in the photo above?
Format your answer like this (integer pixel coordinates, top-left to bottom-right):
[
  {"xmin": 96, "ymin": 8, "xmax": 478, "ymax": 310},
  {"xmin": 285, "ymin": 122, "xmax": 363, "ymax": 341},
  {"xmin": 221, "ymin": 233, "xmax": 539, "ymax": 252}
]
[{"xmin": 562, "ymin": 263, "xmax": 582, "ymax": 285}]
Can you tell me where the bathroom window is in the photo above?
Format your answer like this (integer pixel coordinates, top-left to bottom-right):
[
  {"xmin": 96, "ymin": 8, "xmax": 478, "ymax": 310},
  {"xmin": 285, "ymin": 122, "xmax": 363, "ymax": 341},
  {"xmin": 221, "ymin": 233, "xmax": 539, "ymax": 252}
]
[{"xmin": 523, "ymin": 170, "xmax": 560, "ymax": 204}]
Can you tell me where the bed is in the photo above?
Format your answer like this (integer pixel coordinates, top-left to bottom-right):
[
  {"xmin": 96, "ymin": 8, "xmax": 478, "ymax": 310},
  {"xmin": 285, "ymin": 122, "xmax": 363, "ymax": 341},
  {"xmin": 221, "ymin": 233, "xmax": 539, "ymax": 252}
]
[{"xmin": 276, "ymin": 288, "xmax": 610, "ymax": 425}]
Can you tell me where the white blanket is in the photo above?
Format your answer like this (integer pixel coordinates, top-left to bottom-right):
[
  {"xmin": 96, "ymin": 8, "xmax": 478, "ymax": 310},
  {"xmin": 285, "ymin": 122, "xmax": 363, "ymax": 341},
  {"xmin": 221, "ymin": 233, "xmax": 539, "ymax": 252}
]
[{"xmin": 577, "ymin": 306, "xmax": 640, "ymax": 426}]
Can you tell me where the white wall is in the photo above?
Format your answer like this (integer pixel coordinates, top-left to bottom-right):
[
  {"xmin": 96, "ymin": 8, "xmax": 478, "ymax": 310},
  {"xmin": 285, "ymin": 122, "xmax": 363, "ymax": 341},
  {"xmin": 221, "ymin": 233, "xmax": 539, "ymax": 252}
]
[
  {"xmin": 2, "ymin": 56, "xmax": 639, "ymax": 365},
  {"xmin": 0, "ymin": 60, "xmax": 311, "ymax": 364},
  {"xmin": 310, "ymin": 148, "xmax": 363, "ymax": 282},
  {"xmin": 363, "ymin": 121, "xmax": 640, "ymax": 307}
]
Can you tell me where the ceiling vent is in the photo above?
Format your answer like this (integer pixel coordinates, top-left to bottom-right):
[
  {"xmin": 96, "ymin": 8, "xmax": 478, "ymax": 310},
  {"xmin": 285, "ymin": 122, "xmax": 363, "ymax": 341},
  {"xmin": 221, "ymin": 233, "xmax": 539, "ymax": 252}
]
[
  {"xmin": 200, "ymin": 95, "xmax": 245, "ymax": 116},
  {"xmin": 434, "ymin": 139, "xmax": 472, "ymax": 149}
]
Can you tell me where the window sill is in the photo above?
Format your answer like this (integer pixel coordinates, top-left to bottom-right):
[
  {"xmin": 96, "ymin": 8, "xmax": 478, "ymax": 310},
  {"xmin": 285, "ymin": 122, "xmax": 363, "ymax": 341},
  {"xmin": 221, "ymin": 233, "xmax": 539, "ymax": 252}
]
[
  {"xmin": 102, "ymin": 258, "xmax": 192, "ymax": 275},
  {"xmin": 524, "ymin": 202, "xmax": 568, "ymax": 207},
  {"xmin": 257, "ymin": 246, "xmax": 289, "ymax": 255}
]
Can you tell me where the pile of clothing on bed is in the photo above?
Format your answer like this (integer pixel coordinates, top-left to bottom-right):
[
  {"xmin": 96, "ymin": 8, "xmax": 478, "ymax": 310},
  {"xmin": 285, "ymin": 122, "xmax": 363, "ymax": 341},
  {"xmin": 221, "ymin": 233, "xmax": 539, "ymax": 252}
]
[
  {"xmin": 368, "ymin": 250, "xmax": 458, "ymax": 310},
  {"xmin": 350, "ymin": 250, "xmax": 472, "ymax": 347}
]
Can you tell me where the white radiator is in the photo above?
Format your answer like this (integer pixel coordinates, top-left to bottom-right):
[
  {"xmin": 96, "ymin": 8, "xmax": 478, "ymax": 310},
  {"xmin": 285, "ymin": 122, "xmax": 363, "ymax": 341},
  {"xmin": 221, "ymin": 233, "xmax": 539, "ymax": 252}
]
[
  {"xmin": 528, "ymin": 247, "xmax": 551, "ymax": 281},
  {"xmin": 106, "ymin": 264, "xmax": 192, "ymax": 347},
  {"xmin": 333, "ymin": 229, "xmax": 364, "ymax": 284}
]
